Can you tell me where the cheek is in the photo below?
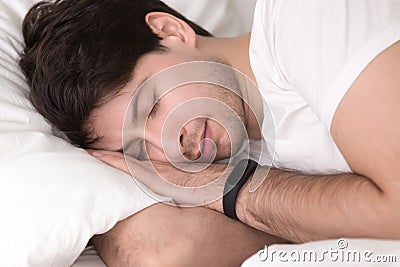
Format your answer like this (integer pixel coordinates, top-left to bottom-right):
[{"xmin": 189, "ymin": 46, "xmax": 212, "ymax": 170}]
[
  {"xmin": 151, "ymin": 93, "xmax": 191, "ymax": 129},
  {"xmin": 143, "ymin": 105, "xmax": 180, "ymax": 161},
  {"xmin": 158, "ymin": 84, "xmax": 209, "ymax": 107}
]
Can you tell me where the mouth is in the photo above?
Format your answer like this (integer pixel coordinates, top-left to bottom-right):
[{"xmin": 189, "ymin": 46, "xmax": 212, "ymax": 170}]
[{"xmin": 200, "ymin": 120, "xmax": 214, "ymax": 160}]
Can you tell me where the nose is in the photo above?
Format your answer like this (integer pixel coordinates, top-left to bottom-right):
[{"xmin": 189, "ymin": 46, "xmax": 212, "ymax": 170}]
[
  {"xmin": 145, "ymin": 125, "xmax": 201, "ymax": 162},
  {"xmin": 179, "ymin": 127, "xmax": 201, "ymax": 160}
]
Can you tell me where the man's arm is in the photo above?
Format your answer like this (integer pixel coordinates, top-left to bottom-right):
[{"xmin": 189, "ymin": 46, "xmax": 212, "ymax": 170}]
[
  {"xmin": 228, "ymin": 41, "xmax": 400, "ymax": 243},
  {"xmin": 91, "ymin": 203, "xmax": 285, "ymax": 267},
  {"xmin": 230, "ymin": 168, "xmax": 393, "ymax": 243}
]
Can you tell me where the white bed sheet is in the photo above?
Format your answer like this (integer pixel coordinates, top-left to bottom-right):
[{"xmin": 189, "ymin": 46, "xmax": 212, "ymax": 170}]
[{"xmin": 71, "ymin": 247, "xmax": 106, "ymax": 267}]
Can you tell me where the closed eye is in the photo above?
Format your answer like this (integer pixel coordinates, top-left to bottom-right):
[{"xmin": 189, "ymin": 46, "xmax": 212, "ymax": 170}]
[{"xmin": 149, "ymin": 101, "xmax": 160, "ymax": 117}]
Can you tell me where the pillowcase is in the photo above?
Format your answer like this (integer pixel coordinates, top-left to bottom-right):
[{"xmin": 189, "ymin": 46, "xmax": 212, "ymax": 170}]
[
  {"xmin": 0, "ymin": 0, "xmax": 256, "ymax": 266},
  {"xmin": 163, "ymin": 0, "xmax": 257, "ymax": 37},
  {"xmin": 0, "ymin": 1, "xmax": 157, "ymax": 266}
]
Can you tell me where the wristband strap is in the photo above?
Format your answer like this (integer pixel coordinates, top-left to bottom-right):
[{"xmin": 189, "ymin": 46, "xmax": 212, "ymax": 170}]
[{"xmin": 223, "ymin": 159, "xmax": 258, "ymax": 220}]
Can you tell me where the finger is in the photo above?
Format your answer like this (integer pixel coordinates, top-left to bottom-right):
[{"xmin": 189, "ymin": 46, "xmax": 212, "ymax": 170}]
[
  {"xmin": 125, "ymin": 159, "xmax": 203, "ymax": 205},
  {"xmin": 94, "ymin": 153, "xmax": 130, "ymax": 174},
  {"xmin": 87, "ymin": 149, "xmax": 125, "ymax": 158}
]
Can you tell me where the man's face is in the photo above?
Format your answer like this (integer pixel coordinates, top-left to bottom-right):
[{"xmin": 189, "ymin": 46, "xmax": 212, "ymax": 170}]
[{"xmin": 90, "ymin": 50, "xmax": 247, "ymax": 163}]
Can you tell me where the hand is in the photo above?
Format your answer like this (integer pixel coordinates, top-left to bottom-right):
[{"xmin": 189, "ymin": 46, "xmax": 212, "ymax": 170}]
[{"xmin": 87, "ymin": 150, "xmax": 229, "ymax": 211}]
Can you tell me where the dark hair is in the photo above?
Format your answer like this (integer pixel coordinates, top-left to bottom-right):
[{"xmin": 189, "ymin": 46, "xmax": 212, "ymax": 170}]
[{"xmin": 19, "ymin": 0, "xmax": 212, "ymax": 148}]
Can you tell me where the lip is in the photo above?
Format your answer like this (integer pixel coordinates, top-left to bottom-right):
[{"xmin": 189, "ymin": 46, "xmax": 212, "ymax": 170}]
[{"xmin": 200, "ymin": 120, "xmax": 214, "ymax": 159}]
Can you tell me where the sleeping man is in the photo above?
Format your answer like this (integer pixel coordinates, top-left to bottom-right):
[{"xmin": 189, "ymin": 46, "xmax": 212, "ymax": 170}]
[{"xmin": 20, "ymin": 0, "xmax": 400, "ymax": 266}]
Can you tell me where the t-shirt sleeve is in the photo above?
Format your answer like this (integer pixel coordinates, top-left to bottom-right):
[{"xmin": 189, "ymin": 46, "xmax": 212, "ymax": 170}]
[{"xmin": 253, "ymin": 0, "xmax": 400, "ymax": 131}]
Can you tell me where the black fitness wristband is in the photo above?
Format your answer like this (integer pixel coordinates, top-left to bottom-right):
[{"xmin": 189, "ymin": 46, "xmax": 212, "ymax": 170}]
[{"xmin": 223, "ymin": 159, "xmax": 258, "ymax": 221}]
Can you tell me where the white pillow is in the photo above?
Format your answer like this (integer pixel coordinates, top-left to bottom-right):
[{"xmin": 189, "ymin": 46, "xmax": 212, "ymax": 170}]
[
  {"xmin": 0, "ymin": 1, "xmax": 156, "ymax": 266},
  {"xmin": 0, "ymin": 0, "xmax": 256, "ymax": 266},
  {"xmin": 163, "ymin": 0, "xmax": 257, "ymax": 37}
]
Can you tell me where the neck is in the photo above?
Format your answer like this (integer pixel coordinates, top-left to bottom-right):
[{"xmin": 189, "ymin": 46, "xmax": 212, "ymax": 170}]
[
  {"xmin": 197, "ymin": 33, "xmax": 262, "ymax": 140},
  {"xmin": 197, "ymin": 33, "xmax": 256, "ymax": 83}
]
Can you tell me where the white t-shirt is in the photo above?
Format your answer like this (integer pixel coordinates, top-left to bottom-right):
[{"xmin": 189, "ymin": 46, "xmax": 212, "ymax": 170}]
[{"xmin": 250, "ymin": 0, "xmax": 400, "ymax": 173}]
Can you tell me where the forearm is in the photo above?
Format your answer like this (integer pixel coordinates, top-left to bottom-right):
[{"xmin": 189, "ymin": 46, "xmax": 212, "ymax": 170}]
[{"xmin": 235, "ymin": 168, "xmax": 398, "ymax": 243}]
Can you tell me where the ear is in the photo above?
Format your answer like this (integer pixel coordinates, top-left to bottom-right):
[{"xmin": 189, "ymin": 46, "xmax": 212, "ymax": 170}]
[{"xmin": 145, "ymin": 12, "xmax": 197, "ymax": 48}]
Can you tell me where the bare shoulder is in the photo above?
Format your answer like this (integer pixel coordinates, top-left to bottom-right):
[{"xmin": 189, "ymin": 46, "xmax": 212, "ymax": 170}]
[{"xmin": 331, "ymin": 41, "xmax": 400, "ymax": 194}]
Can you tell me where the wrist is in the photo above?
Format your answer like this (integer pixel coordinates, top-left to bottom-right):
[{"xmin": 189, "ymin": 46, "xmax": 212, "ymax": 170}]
[
  {"xmin": 222, "ymin": 159, "xmax": 258, "ymax": 221},
  {"xmin": 236, "ymin": 178, "xmax": 252, "ymax": 224},
  {"xmin": 236, "ymin": 169, "xmax": 274, "ymax": 233}
]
